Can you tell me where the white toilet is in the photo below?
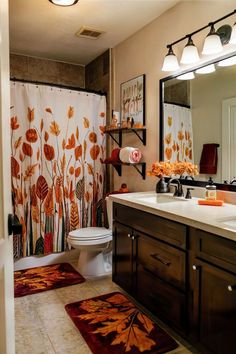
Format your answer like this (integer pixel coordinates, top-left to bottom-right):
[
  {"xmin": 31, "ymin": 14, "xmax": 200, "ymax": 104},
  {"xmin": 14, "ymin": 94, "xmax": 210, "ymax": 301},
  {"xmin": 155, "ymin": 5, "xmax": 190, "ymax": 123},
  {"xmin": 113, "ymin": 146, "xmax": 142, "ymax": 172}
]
[{"xmin": 67, "ymin": 197, "xmax": 112, "ymax": 278}]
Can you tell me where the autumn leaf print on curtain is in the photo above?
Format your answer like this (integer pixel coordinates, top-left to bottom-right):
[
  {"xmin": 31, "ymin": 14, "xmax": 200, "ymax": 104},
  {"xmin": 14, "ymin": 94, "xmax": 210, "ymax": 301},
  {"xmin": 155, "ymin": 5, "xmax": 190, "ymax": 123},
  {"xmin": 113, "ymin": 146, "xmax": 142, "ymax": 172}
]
[
  {"xmin": 163, "ymin": 103, "xmax": 194, "ymax": 163},
  {"xmin": 11, "ymin": 82, "xmax": 106, "ymax": 257}
]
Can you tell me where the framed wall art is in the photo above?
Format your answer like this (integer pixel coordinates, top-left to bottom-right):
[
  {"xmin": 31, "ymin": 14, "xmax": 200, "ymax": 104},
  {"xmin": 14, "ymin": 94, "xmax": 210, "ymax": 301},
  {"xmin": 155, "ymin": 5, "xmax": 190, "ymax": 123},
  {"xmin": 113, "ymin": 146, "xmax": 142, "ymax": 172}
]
[{"xmin": 120, "ymin": 74, "xmax": 145, "ymax": 127}]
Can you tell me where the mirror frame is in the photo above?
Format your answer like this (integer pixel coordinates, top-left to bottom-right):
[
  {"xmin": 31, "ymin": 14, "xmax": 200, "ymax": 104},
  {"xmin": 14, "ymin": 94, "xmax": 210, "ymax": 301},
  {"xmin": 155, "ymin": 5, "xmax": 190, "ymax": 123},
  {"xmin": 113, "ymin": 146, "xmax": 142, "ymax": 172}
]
[{"xmin": 159, "ymin": 51, "xmax": 236, "ymax": 192}]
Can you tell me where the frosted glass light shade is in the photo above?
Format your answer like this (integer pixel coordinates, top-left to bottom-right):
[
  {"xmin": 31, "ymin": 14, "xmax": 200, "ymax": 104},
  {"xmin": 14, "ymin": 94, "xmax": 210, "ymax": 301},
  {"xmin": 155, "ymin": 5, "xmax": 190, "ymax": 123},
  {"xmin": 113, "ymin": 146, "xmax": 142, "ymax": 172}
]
[
  {"xmin": 177, "ymin": 72, "xmax": 195, "ymax": 80},
  {"xmin": 162, "ymin": 47, "xmax": 179, "ymax": 72},
  {"xmin": 180, "ymin": 38, "xmax": 200, "ymax": 64},
  {"xmin": 49, "ymin": 0, "xmax": 79, "ymax": 6},
  {"xmin": 202, "ymin": 26, "xmax": 223, "ymax": 55},
  {"xmin": 218, "ymin": 56, "xmax": 236, "ymax": 67},
  {"xmin": 195, "ymin": 64, "xmax": 215, "ymax": 74},
  {"xmin": 229, "ymin": 23, "xmax": 236, "ymax": 44}
]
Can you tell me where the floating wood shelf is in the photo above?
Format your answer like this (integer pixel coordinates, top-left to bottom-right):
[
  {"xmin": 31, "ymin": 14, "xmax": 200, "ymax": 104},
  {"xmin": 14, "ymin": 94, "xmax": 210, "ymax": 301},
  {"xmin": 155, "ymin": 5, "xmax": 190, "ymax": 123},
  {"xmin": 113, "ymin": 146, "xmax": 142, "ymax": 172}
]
[
  {"xmin": 104, "ymin": 162, "xmax": 146, "ymax": 180},
  {"xmin": 105, "ymin": 127, "xmax": 146, "ymax": 147}
]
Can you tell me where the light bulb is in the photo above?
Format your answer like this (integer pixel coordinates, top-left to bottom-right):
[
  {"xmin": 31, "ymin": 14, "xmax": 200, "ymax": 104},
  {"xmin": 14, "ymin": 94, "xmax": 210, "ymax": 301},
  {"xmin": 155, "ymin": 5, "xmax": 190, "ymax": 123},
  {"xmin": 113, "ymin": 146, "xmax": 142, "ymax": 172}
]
[
  {"xmin": 177, "ymin": 72, "xmax": 195, "ymax": 80},
  {"xmin": 195, "ymin": 64, "xmax": 215, "ymax": 74},
  {"xmin": 162, "ymin": 46, "xmax": 179, "ymax": 72},
  {"xmin": 229, "ymin": 22, "xmax": 236, "ymax": 44},
  {"xmin": 218, "ymin": 56, "xmax": 236, "ymax": 67},
  {"xmin": 180, "ymin": 37, "xmax": 200, "ymax": 64},
  {"xmin": 202, "ymin": 24, "xmax": 223, "ymax": 55},
  {"xmin": 49, "ymin": 0, "xmax": 79, "ymax": 6}
]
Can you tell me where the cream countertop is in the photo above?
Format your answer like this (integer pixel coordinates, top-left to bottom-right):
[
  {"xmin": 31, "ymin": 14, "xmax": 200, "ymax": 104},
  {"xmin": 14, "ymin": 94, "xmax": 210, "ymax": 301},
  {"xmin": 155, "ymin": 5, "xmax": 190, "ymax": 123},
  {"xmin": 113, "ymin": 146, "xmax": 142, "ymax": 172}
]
[{"xmin": 109, "ymin": 192, "xmax": 236, "ymax": 242}]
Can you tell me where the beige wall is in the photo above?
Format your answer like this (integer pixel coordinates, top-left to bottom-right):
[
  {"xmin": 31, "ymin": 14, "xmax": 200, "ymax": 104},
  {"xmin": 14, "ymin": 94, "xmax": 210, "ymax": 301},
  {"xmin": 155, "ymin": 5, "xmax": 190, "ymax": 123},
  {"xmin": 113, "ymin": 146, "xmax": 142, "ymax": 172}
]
[
  {"xmin": 113, "ymin": 0, "xmax": 236, "ymax": 192},
  {"xmin": 191, "ymin": 65, "xmax": 236, "ymax": 183}
]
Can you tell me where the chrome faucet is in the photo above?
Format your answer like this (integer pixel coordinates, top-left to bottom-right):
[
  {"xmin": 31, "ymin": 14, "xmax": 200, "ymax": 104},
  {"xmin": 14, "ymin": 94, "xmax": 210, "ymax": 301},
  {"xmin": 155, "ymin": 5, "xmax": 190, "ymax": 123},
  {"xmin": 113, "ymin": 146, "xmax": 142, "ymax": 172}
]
[
  {"xmin": 230, "ymin": 177, "xmax": 236, "ymax": 184},
  {"xmin": 168, "ymin": 178, "xmax": 184, "ymax": 197}
]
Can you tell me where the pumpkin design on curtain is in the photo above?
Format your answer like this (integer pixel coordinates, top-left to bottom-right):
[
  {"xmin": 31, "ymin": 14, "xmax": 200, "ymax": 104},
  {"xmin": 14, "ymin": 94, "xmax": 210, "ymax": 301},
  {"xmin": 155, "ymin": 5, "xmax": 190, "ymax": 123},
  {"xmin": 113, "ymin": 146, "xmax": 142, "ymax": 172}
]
[{"xmin": 11, "ymin": 82, "xmax": 106, "ymax": 257}]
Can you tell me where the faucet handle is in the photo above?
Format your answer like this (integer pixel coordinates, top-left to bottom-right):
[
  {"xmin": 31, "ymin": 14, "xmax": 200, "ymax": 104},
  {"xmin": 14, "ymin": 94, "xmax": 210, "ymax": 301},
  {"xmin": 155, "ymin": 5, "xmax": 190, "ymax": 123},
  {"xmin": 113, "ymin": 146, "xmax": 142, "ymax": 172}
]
[
  {"xmin": 185, "ymin": 187, "xmax": 194, "ymax": 199},
  {"xmin": 173, "ymin": 185, "xmax": 178, "ymax": 197}
]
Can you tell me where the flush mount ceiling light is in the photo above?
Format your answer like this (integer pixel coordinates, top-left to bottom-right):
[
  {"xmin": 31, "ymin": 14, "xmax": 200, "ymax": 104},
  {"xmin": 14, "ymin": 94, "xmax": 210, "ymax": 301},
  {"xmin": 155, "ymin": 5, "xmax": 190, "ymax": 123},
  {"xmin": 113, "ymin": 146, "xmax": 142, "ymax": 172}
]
[
  {"xmin": 202, "ymin": 24, "xmax": 223, "ymax": 55},
  {"xmin": 162, "ymin": 46, "xmax": 180, "ymax": 72},
  {"xmin": 162, "ymin": 9, "xmax": 236, "ymax": 72},
  {"xmin": 177, "ymin": 72, "xmax": 195, "ymax": 80},
  {"xmin": 218, "ymin": 55, "xmax": 236, "ymax": 66},
  {"xmin": 195, "ymin": 64, "xmax": 215, "ymax": 74},
  {"xmin": 49, "ymin": 0, "xmax": 79, "ymax": 6},
  {"xmin": 180, "ymin": 36, "xmax": 200, "ymax": 64}
]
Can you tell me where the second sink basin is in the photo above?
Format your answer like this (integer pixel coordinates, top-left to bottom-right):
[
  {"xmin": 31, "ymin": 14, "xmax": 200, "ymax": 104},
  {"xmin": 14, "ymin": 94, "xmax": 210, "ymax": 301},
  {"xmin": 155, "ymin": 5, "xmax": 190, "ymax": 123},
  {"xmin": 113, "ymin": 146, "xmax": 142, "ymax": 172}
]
[
  {"xmin": 217, "ymin": 216, "xmax": 236, "ymax": 230},
  {"xmin": 134, "ymin": 194, "xmax": 188, "ymax": 204}
]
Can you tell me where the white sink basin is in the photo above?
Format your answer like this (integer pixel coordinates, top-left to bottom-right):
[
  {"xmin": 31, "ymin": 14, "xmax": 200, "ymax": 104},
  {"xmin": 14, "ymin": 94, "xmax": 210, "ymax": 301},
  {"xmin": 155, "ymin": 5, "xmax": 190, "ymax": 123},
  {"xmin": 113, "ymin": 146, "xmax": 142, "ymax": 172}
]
[
  {"xmin": 134, "ymin": 194, "xmax": 187, "ymax": 204},
  {"xmin": 217, "ymin": 216, "xmax": 236, "ymax": 230}
]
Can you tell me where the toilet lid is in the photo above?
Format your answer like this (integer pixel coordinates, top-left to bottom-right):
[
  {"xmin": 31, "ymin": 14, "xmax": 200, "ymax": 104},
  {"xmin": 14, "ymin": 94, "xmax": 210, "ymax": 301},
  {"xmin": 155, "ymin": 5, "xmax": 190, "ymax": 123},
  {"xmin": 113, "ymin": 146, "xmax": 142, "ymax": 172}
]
[{"xmin": 68, "ymin": 227, "xmax": 112, "ymax": 240}]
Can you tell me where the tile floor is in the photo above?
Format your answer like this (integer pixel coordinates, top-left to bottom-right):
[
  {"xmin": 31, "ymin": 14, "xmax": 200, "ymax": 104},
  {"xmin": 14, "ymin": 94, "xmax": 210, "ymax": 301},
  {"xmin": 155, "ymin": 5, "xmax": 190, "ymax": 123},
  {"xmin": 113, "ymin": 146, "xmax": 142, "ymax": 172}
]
[{"xmin": 15, "ymin": 263, "xmax": 200, "ymax": 354}]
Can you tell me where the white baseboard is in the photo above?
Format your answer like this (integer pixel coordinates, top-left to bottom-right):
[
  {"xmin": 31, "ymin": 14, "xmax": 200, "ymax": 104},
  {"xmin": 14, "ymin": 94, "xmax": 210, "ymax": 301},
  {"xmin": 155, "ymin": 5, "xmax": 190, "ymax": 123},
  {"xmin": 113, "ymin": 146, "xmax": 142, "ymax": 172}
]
[{"xmin": 14, "ymin": 249, "xmax": 80, "ymax": 271}]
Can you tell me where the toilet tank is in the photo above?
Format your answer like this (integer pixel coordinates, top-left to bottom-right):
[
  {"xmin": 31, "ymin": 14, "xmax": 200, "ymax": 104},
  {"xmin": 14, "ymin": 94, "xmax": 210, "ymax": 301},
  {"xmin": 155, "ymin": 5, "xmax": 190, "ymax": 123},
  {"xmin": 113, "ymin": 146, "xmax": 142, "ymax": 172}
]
[{"xmin": 105, "ymin": 196, "xmax": 112, "ymax": 230}]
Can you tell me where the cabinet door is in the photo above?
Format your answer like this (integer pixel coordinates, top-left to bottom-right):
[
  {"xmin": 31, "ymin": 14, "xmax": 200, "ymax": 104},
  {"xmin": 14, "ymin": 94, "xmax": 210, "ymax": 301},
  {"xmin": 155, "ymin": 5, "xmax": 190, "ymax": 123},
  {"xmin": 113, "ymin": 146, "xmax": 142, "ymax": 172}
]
[
  {"xmin": 112, "ymin": 222, "xmax": 136, "ymax": 293},
  {"xmin": 192, "ymin": 260, "xmax": 236, "ymax": 354}
]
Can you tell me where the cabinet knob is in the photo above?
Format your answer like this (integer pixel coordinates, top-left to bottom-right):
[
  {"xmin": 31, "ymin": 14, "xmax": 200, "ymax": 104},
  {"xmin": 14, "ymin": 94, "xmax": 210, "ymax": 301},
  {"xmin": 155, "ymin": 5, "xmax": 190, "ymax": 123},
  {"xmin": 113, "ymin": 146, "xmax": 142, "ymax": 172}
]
[
  {"xmin": 192, "ymin": 265, "xmax": 199, "ymax": 271},
  {"xmin": 127, "ymin": 234, "xmax": 131, "ymax": 238},
  {"xmin": 132, "ymin": 236, "xmax": 135, "ymax": 240},
  {"xmin": 227, "ymin": 285, "xmax": 236, "ymax": 292}
]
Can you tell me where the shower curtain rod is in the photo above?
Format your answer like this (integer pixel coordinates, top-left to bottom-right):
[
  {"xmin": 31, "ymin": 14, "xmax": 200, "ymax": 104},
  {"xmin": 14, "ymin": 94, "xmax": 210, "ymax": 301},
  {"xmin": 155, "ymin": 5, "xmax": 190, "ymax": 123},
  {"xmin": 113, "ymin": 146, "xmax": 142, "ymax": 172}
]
[{"xmin": 10, "ymin": 77, "xmax": 107, "ymax": 96}]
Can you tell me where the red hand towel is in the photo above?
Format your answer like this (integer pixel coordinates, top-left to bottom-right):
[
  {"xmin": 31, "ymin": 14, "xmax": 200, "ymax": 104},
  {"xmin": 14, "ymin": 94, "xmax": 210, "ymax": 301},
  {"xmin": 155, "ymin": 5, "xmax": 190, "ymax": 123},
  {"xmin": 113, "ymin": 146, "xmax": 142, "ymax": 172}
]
[
  {"xmin": 199, "ymin": 143, "xmax": 219, "ymax": 174},
  {"xmin": 103, "ymin": 148, "xmax": 121, "ymax": 163}
]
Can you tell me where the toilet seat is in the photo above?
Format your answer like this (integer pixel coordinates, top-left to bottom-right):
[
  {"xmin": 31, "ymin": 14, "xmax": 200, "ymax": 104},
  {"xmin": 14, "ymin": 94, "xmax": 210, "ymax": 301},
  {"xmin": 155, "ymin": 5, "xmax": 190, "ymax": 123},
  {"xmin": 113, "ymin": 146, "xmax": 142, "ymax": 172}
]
[{"xmin": 68, "ymin": 227, "xmax": 112, "ymax": 245}]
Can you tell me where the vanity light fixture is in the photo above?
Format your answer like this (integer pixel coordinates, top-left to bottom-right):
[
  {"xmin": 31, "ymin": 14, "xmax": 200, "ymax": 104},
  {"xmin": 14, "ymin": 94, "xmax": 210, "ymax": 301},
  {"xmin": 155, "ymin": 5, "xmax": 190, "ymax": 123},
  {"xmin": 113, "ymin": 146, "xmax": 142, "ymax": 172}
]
[
  {"xmin": 162, "ymin": 46, "xmax": 180, "ymax": 72},
  {"xmin": 202, "ymin": 24, "xmax": 223, "ymax": 55},
  {"xmin": 49, "ymin": 0, "xmax": 79, "ymax": 6},
  {"xmin": 180, "ymin": 36, "xmax": 200, "ymax": 64},
  {"xmin": 229, "ymin": 22, "xmax": 236, "ymax": 44},
  {"xmin": 162, "ymin": 9, "xmax": 236, "ymax": 72},
  {"xmin": 177, "ymin": 72, "xmax": 195, "ymax": 80},
  {"xmin": 218, "ymin": 55, "xmax": 236, "ymax": 66},
  {"xmin": 195, "ymin": 64, "xmax": 215, "ymax": 74}
]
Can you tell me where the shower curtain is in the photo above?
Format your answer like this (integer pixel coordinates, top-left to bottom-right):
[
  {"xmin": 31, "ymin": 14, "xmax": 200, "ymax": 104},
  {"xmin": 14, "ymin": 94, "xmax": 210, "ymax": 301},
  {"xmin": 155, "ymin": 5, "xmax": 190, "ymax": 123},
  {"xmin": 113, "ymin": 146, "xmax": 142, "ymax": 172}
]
[
  {"xmin": 163, "ymin": 103, "xmax": 194, "ymax": 163},
  {"xmin": 11, "ymin": 82, "xmax": 106, "ymax": 258}
]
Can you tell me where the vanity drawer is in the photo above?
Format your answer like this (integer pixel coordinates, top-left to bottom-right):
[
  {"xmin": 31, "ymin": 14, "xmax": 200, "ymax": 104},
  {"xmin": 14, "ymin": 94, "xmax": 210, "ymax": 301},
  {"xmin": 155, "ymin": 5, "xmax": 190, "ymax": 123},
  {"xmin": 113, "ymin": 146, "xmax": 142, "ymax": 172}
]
[
  {"xmin": 113, "ymin": 203, "xmax": 186, "ymax": 248},
  {"xmin": 137, "ymin": 265, "xmax": 186, "ymax": 331},
  {"xmin": 137, "ymin": 232, "xmax": 186, "ymax": 290},
  {"xmin": 191, "ymin": 228, "xmax": 236, "ymax": 274}
]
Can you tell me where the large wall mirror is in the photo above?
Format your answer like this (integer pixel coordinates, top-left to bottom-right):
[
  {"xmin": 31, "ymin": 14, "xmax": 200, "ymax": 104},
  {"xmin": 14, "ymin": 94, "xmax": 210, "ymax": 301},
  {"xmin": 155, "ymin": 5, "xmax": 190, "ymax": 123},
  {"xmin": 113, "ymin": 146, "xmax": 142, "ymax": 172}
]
[{"xmin": 160, "ymin": 52, "xmax": 236, "ymax": 191}]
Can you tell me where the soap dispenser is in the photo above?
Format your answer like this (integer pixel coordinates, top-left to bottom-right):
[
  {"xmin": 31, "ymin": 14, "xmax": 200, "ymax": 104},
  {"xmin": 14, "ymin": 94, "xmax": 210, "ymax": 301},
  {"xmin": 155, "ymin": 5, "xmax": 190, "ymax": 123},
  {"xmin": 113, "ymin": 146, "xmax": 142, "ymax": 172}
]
[{"xmin": 205, "ymin": 177, "xmax": 217, "ymax": 200}]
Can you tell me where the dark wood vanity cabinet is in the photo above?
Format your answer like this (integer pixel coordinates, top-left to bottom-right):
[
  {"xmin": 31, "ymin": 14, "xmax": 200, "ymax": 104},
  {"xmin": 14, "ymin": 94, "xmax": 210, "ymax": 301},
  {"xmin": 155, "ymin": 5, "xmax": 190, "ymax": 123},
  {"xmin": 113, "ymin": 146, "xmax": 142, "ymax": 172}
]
[
  {"xmin": 189, "ymin": 228, "xmax": 236, "ymax": 354},
  {"xmin": 112, "ymin": 202, "xmax": 236, "ymax": 354},
  {"xmin": 112, "ymin": 202, "xmax": 188, "ymax": 332}
]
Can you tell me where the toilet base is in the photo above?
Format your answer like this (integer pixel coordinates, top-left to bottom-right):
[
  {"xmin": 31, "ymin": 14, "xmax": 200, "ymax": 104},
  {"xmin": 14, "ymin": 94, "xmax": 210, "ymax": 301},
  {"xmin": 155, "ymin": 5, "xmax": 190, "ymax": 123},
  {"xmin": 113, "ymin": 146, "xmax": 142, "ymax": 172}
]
[{"xmin": 77, "ymin": 247, "xmax": 112, "ymax": 278}]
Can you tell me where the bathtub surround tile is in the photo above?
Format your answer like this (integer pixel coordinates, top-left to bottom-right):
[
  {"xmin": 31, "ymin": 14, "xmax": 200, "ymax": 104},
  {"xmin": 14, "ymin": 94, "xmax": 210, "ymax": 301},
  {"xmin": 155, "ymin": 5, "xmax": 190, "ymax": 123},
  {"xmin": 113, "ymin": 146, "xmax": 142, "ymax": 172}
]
[
  {"xmin": 15, "ymin": 273, "xmax": 198, "ymax": 354},
  {"xmin": 14, "ymin": 263, "xmax": 85, "ymax": 297}
]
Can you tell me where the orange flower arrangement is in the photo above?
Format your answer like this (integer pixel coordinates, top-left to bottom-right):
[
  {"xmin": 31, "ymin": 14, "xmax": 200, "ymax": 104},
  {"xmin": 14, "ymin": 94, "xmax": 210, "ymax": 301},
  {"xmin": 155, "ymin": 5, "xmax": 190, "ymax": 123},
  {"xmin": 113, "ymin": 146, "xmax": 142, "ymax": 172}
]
[
  {"xmin": 147, "ymin": 161, "xmax": 173, "ymax": 178},
  {"xmin": 173, "ymin": 161, "xmax": 198, "ymax": 177},
  {"xmin": 148, "ymin": 161, "xmax": 198, "ymax": 178}
]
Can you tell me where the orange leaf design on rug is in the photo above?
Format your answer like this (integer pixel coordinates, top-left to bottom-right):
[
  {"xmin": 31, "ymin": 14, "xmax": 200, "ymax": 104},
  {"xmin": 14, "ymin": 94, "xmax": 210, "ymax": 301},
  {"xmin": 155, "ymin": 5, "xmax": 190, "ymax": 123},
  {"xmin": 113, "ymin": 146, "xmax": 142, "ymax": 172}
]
[{"xmin": 78, "ymin": 293, "xmax": 156, "ymax": 352}]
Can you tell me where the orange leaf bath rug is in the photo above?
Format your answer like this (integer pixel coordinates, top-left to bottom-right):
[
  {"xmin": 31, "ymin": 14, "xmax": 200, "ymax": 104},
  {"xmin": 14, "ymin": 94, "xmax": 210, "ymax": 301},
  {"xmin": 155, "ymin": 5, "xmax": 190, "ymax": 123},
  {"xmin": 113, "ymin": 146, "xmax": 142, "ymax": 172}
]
[
  {"xmin": 14, "ymin": 263, "xmax": 85, "ymax": 297},
  {"xmin": 65, "ymin": 292, "xmax": 178, "ymax": 354}
]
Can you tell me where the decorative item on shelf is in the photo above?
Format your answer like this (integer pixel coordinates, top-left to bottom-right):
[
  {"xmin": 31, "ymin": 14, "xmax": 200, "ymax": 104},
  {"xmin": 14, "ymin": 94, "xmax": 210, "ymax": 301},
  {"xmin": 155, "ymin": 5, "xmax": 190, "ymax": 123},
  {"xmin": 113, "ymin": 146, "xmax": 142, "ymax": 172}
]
[
  {"xmin": 119, "ymin": 147, "xmax": 142, "ymax": 164},
  {"xmin": 103, "ymin": 148, "xmax": 121, "ymax": 164},
  {"xmin": 162, "ymin": 9, "xmax": 236, "ymax": 72},
  {"xmin": 133, "ymin": 122, "xmax": 144, "ymax": 129},
  {"xmin": 121, "ymin": 119, "xmax": 127, "ymax": 128},
  {"xmin": 127, "ymin": 117, "xmax": 132, "ymax": 128},
  {"xmin": 111, "ymin": 110, "xmax": 120, "ymax": 128},
  {"xmin": 121, "ymin": 74, "xmax": 145, "ymax": 126}
]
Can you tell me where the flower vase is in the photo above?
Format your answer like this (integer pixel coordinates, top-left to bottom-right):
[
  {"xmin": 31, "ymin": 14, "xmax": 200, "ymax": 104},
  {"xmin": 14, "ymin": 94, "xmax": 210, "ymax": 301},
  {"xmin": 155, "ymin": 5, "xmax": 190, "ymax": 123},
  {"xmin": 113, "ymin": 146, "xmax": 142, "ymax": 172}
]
[{"xmin": 156, "ymin": 177, "xmax": 169, "ymax": 193}]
